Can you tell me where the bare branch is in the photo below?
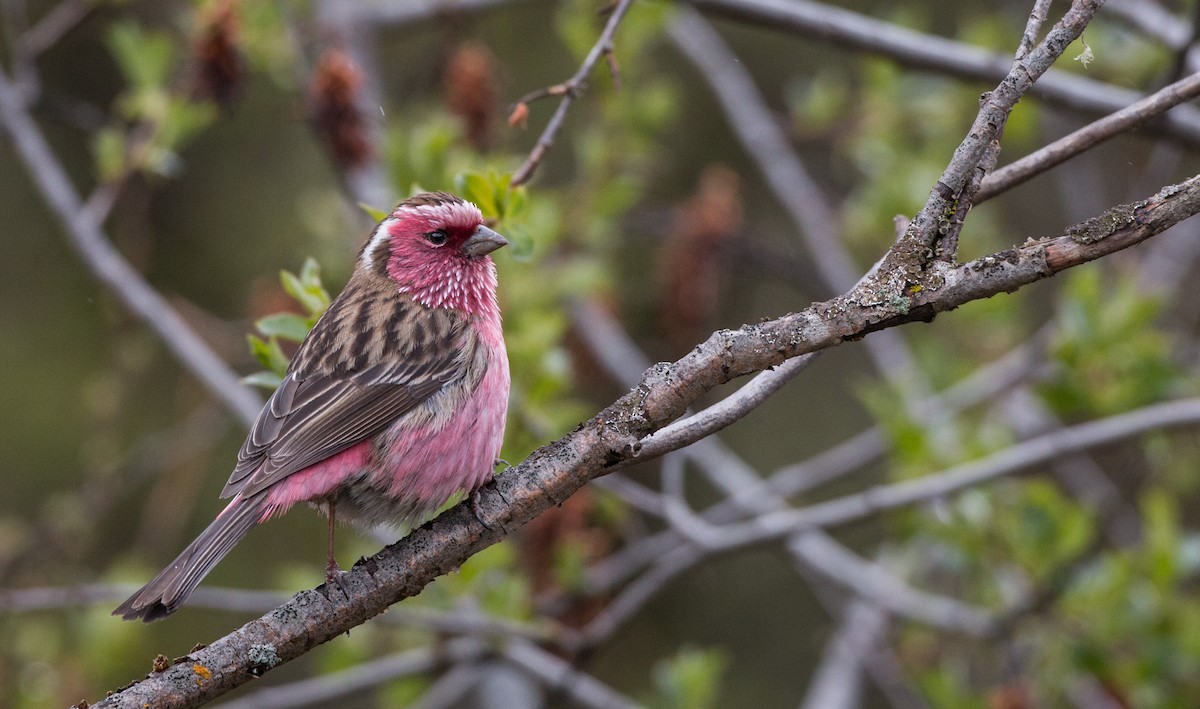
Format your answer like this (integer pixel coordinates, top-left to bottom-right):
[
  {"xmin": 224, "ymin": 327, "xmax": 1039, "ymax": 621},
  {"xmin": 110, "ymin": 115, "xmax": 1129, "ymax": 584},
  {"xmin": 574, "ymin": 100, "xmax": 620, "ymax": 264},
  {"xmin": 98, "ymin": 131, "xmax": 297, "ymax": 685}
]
[
  {"xmin": 18, "ymin": 0, "xmax": 92, "ymax": 59},
  {"xmin": 979, "ymin": 71, "xmax": 1200, "ymax": 203},
  {"xmin": 787, "ymin": 535, "xmax": 991, "ymax": 635},
  {"xmin": 667, "ymin": 8, "xmax": 854, "ymax": 292},
  {"xmin": 509, "ymin": 0, "xmax": 636, "ymax": 186},
  {"xmin": 1107, "ymin": 0, "xmax": 1190, "ymax": 50},
  {"xmin": 570, "ymin": 298, "xmax": 996, "ymax": 641},
  {"xmin": 690, "ymin": 0, "xmax": 1200, "ymax": 145},
  {"xmin": 713, "ymin": 395, "xmax": 1200, "ymax": 552},
  {"xmin": 217, "ymin": 640, "xmax": 487, "ymax": 709},
  {"xmin": 906, "ymin": 0, "xmax": 1103, "ymax": 261},
  {"xmin": 799, "ymin": 600, "xmax": 890, "ymax": 709},
  {"xmin": 0, "ymin": 70, "xmax": 262, "ymax": 426},
  {"xmin": 1015, "ymin": 0, "xmax": 1054, "ymax": 61},
  {"xmin": 500, "ymin": 640, "xmax": 642, "ymax": 709},
  {"xmin": 0, "ymin": 583, "xmax": 572, "ymax": 645}
]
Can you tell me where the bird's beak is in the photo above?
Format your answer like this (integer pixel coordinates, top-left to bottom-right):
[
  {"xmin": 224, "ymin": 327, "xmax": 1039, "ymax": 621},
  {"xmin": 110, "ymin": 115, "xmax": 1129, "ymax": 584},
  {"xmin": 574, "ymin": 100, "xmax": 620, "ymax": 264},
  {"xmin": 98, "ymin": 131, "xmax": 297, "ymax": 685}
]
[{"xmin": 461, "ymin": 225, "xmax": 509, "ymax": 256}]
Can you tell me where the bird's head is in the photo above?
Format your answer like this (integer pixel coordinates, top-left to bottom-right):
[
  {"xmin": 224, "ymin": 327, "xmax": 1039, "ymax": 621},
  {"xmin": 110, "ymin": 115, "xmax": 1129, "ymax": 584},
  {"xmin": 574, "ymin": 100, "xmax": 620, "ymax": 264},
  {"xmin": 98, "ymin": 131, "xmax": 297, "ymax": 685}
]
[{"xmin": 360, "ymin": 192, "xmax": 507, "ymax": 314}]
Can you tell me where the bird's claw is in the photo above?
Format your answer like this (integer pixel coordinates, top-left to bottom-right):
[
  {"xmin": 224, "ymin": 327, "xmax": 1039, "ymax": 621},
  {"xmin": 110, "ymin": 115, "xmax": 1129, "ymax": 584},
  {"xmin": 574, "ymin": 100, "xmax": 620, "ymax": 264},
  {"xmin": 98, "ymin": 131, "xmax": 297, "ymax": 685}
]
[
  {"xmin": 470, "ymin": 488, "xmax": 492, "ymax": 530},
  {"xmin": 321, "ymin": 561, "xmax": 351, "ymax": 601}
]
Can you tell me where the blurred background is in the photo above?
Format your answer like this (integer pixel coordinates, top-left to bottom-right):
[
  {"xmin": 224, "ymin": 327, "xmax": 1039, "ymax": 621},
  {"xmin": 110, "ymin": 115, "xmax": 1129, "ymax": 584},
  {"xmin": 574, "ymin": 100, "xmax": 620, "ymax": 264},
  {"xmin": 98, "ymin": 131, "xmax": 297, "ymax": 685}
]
[{"xmin": 4, "ymin": 0, "xmax": 1200, "ymax": 706}]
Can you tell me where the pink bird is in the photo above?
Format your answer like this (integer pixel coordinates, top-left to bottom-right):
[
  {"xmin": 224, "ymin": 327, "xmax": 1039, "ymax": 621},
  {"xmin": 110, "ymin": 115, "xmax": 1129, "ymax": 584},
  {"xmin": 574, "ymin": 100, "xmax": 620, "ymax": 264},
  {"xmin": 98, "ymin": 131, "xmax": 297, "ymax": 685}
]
[{"xmin": 114, "ymin": 192, "xmax": 510, "ymax": 622}]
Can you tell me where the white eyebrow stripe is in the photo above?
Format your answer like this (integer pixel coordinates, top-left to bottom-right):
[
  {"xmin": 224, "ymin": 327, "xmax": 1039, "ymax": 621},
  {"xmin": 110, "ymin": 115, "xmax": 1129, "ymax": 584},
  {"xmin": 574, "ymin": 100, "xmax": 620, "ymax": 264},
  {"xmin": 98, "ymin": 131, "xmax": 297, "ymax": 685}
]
[
  {"xmin": 360, "ymin": 218, "xmax": 399, "ymax": 269},
  {"xmin": 359, "ymin": 199, "xmax": 482, "ymax": 269}
]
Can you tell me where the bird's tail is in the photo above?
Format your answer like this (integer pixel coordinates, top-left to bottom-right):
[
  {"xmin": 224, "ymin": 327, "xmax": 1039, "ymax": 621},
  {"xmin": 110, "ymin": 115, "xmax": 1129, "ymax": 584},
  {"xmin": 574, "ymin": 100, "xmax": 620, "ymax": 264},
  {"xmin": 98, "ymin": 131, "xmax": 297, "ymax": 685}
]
[{"xmin": 112, "ymin": 494, "xmax": 263, "ymax": 622}]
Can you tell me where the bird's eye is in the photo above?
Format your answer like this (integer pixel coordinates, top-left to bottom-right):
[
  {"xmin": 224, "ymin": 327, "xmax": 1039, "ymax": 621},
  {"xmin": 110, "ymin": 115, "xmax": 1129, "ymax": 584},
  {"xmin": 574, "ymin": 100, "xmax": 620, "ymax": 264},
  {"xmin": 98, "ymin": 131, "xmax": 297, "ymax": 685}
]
[{"xmin": 425, "ymin": 230, "xmax": 448, "ymax": 246}]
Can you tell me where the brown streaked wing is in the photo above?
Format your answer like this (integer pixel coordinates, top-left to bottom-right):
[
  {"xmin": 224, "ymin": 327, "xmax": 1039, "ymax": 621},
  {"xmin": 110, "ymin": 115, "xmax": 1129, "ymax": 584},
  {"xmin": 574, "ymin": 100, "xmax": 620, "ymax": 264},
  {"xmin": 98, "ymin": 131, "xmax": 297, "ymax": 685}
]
[{"xmin": 221, "ymin": 284, "xmax": 476, "ymax": 499}]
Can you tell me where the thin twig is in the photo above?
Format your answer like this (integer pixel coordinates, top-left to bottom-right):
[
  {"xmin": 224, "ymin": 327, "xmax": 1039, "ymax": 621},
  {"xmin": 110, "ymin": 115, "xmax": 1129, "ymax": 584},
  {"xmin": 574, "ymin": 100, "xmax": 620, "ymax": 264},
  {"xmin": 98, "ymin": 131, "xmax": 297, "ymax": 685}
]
[
  {"xmin": 564, "ymin": 323, "xmax": 1045, "ymax": 604},
  {"xmin": 509, "ymin": 0, "xmax": 635, "ymax": 186},
  {"xmin": 563, "ymin": 306, "xmax": 1029, "ymax": 594},
  {"xmin": 1015, "ymin": 0, "xmax": 1054, "ymax": 61}
]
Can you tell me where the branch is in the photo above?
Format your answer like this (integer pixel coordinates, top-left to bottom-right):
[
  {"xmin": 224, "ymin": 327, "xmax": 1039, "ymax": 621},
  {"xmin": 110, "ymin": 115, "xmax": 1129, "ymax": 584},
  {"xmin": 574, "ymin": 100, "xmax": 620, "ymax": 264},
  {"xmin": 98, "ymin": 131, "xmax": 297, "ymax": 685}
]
[
  {"xmin": 666, "ymin": 8, "xmax": 854, "ymax": 292},
  {"xmin": 499, "ymin": 640, "xmax": 642, "ymax": 709},
  {"xmin": 906, "ymin": 0, "xmax": 1102, "ymax": 261},
  {"xmin": 216, "ymin": 640, "xmax": 487, "ymax": 709},
  {"xmin": 1107, "ymin": 0, "xmax": 1190, "ymax": 51},
  {"xmin": 509, "ymin": 0, "xmax": 635, "ymax": 186},
  {"xmin": 786, "ymin": 534, "xmax": 992, "ymax": 635},
  {"xmin": 17, "ymin": 0, "xmax": 93, "ymax": 59},
  {"xmin": 568, "ymin": 298, "xmax": 995, "ymax": 642},
  {"xmin": 799, "ymin": 600, "xmax": 890, "ymax": 709},
  {"xmin": 1015, "ymin": 0, "xmax": 1054, "ymax": 62},
  {"xmin": 94, "ymin": 172, "xmax": 1200, "ymax": 707},
  {"xmin": 689, "ymin": 0, "xmax": 1200, "ymax": 146},
  {"xmin": 0, "ymin": 583, "xmax": 572, "ymax": 645},
  {"xmin": 0, "ymin": 70, "xmax": 262, "ymax": 426},
  {"xmin": 977, "ymin": 71, "xmax": 1200, "ymax": 203},
  {"xmin": 709, "ymin": 394, "xmax": 1200, "ymax": 553}
]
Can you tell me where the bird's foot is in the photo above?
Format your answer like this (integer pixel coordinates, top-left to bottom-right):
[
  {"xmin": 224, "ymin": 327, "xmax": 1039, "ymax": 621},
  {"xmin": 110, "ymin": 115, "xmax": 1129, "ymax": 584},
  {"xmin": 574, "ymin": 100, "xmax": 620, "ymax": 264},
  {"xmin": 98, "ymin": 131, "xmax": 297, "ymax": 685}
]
[
  {"xmin": 321, "ymin": 559, "xmax": 351, "ymax": 601},
  {"xmin": 494, "ymin": 457, "xmax": 512, "ymax": 472},
  {"xmin": 470, "ymin": 488, "xmax": 492, "ymax": 530}
]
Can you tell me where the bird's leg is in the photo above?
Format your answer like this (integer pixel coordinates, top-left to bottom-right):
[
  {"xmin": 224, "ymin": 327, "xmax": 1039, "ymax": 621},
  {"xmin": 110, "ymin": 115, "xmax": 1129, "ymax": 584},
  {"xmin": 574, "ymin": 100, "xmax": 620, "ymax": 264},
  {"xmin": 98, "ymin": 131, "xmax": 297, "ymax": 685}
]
[{"xmin": 323, "ymin": 495, "xmax": 350, "ymax": 599}]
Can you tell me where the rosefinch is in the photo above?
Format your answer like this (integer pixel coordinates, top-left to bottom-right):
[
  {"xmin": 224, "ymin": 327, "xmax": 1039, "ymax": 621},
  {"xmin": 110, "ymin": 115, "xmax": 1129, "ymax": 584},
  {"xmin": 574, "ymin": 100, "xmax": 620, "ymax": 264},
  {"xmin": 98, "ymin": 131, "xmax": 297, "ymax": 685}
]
[{"xmin": 114, "ymin": 192, "xmax": 509, "ymax": 622}]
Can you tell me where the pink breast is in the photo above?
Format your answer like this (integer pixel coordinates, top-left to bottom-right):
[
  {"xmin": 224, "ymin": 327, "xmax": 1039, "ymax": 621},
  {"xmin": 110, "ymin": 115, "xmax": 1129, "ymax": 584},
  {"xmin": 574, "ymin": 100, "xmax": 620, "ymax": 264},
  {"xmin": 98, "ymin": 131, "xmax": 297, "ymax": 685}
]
[{"xmin": 378, "ymin": 343, "xmax": 510, "ymax": 505}]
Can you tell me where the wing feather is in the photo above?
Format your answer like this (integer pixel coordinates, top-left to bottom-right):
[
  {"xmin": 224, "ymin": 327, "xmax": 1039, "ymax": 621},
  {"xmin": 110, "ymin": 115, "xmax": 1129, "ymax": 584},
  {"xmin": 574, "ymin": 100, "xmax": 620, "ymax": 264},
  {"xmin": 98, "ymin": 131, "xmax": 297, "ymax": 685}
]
[{"xmin": 221, "ymin": 277, "xmax": 480, "ymax": 499}]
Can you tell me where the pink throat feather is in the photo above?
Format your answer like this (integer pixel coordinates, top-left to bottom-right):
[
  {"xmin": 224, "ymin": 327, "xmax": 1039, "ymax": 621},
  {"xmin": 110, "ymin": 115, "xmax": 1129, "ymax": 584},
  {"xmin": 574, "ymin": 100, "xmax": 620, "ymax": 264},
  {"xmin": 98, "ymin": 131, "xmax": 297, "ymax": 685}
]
[{"xmin": 387, "ymin": 245, "xmax": 500, "ymax": 316}]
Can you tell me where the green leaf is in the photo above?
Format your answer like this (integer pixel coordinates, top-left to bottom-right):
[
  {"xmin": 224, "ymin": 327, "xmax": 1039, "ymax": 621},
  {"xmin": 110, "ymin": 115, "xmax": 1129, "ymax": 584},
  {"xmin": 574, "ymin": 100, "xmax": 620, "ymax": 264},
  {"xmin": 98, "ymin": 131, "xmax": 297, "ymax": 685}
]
[
  {"xmin": 504, "ymin": 222, "xmax": 534, "ymax": 262},
  {"xmin": 241, "ymin": 370, "xmax": 284, "ymax": 391},
  {"xmin": 105, "ymin": 21, "xmax": 176, "ymax": 91},
  {"xmin": 358, "ymin": 202, "xmax": 388, "ymax": 222},
  {"xmin": 92, "ymin": 127, "xmax": 126, "ymax": 182},
  {"xmin": 246, "ymin": 334, "xmax": 290, "ymax": 376},
  {"xmin": 505, "ymin": 184, "xmax": 527, "ymax": 219},
  {"xmin": 298, "ymin": 257, "xmax": 322, "ymax": 289},
  {"xmin": 457, "ymin": 171, "xmax": 498, "ymax": 217},
  {"xmin": 649, "ymin": 647, "xmax": 729, "ymax": 709},
  {"xmin": 280, "ymin": 267, "xmax": 329, "ymax": 317},
  {"xmin": 255, "ymin": 313, "xmax": 311, "ymax": 343}
]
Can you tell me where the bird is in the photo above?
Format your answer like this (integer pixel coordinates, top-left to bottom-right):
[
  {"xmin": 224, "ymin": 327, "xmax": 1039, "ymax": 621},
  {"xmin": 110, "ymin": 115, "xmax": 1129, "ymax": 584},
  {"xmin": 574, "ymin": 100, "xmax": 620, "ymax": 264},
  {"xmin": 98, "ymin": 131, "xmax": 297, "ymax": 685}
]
[{"xmin": 114, "ymin": 191, "xmax": 510, "ymax": 622}]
